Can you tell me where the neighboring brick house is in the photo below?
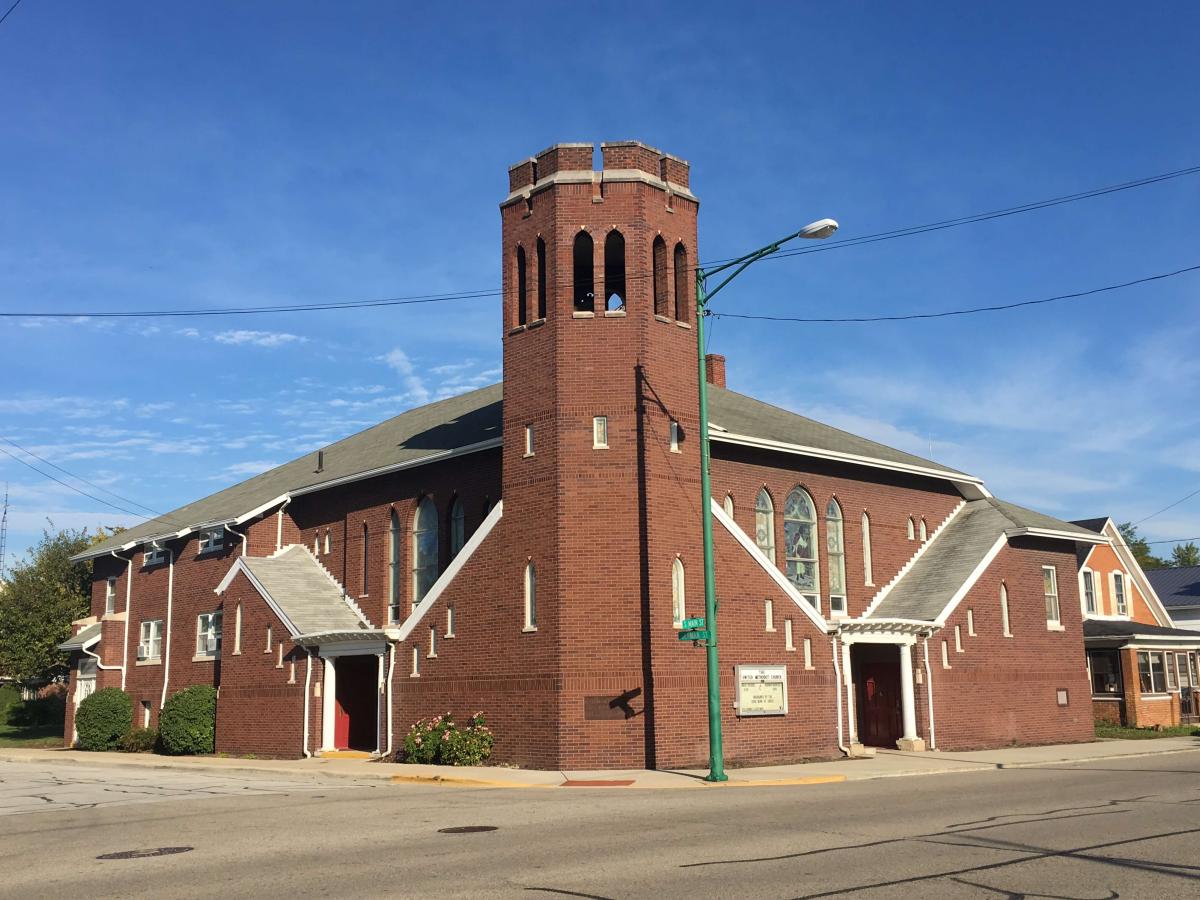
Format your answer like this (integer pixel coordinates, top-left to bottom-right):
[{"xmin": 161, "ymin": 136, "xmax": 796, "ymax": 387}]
[
  {"xmin": 1072, "ymin": 518, "xmax": 1200, "ymax": 727},
  {"xmin": 62, "ymin": 141, "xmax": 1105, "ymax": 767}
]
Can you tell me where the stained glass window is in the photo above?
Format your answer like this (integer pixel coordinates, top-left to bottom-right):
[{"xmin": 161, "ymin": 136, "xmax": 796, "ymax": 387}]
[
  {"xmin": 755, "ymin": 488, "xmax": 775, "ymax": 563},
  {"xmin": 785, "ymin": 487, "xmax": 820, "ymax": 606},
  {"xmin": 412, "ymin": 498, "xmax": 439, "ymax": 606},
  {"xmin": 826, "ymin": 498, "xmax": 846, "ymax": 615}
]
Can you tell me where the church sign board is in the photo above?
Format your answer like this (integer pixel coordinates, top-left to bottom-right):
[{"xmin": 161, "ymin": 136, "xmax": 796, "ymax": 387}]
[{"xmin": 735, "ymin": 665, "xmax": 788, "ymax": 717}]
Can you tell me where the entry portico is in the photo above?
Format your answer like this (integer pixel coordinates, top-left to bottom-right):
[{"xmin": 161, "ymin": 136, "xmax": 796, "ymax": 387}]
[{"xmin": 838, "ymin": 620, "xmax": 929, "ymax": 752}]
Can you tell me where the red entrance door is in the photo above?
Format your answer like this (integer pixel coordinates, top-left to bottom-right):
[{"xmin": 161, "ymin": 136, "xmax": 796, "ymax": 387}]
[
  {"xmin": 852, "ymin": 644, "xmax": 903, "ymax": 748},
  {"xmin": 332, "ymin": 655, "xmax": 378, "ymax": 751}
]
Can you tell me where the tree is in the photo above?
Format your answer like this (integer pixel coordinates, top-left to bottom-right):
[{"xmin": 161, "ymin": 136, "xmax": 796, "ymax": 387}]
[
  {"xmin": 1170, "ymin": 542, "xmax": 1200, "ymax": 568},
  {"xmin": 1117, "ymin": 522, "xmax": 1165, "ymax": 571},
  {"xmin": 0, "ymin": 526, "xmax": 97, "ymax": 686}
]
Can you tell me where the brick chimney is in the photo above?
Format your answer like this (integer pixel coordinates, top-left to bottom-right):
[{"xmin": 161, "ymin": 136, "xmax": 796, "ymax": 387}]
[{"xmin": 705, "ymin": 353, "xmax": 726, "ymax": 388}]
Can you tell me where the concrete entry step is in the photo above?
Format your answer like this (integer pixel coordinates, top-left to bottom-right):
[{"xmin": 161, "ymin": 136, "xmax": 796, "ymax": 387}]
[{"xmin": 319, "ymin": 750, "xmax": 373, "ymax": 759}]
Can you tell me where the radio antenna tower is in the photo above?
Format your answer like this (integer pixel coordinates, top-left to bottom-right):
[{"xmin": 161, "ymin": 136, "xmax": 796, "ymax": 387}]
[{"xmin": 0, "ymin": 484, "xmax": 8, "ymax": 582}]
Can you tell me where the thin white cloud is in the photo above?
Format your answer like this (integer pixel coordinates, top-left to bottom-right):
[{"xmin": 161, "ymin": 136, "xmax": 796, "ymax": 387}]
[
  {"xmin": 379, "ymin": 348, "xmax": 430, "ymax": 404},
  {"xmin": 214, "ymin": 329, "xmax": 308, "ymax": 348}
]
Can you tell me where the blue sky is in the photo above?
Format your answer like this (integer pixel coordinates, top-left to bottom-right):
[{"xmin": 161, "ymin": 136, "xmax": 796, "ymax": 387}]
[{"xmin": 2, "ymin": 2, "xmax": 1199, "ymax": 568}]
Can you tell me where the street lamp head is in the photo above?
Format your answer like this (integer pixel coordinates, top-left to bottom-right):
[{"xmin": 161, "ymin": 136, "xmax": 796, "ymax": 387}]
[{"xmin": 798, "ymin": 218, "xmax": 839, "ymax": 239}]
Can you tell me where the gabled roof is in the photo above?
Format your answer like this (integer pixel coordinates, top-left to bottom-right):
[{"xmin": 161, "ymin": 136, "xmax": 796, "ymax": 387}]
[
  {"xmin": 866, "ymin": 498, "xmax": 1101, "ymax": 624},
  {"xmin": 79, "ymin": 381, "xmax": 998, "ymax": 563},
  {"xmin": 1145, "ymin": 565, "xmax": 1200, "ymax": 610},
  {"xmin": 1070, "ymin": 517, "xmax": 1110, "ymax": 534},
  {"xmin": 216, "ymin": 545, "xmax": 372, "ymax": 637}
]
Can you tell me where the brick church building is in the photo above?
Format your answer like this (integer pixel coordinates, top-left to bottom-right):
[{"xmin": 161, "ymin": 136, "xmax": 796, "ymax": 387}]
[{"xmin": 63, "ymin": 142, "xmax": 1105, "ymax": 768}]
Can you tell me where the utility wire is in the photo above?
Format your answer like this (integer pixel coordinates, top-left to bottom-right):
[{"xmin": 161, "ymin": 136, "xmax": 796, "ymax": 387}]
[
  {"xmin": 708, "ymin": 263, "xmax": 1200, "ymax": 324},
  {"xmin": 0, "ymin": 0, "xmax": 23, "ymax": 28},
  {"xmin": 0, "ymin": 445, "xmax": 178, "ymax": 525},
  {"xmin": 3, "ymin": 163, "xmax": 1198, "ymax": 320},
  {"xmin": 0, "ymin": 435, "xmax": 166, "ymax": 518},
  {"xmin": 1146, "ymin": 536, "xmax": 1200, "ymax": 546},
  {"xmin": 1133, "ymin": 486, "xmax": 1200, "ymax": 527}
]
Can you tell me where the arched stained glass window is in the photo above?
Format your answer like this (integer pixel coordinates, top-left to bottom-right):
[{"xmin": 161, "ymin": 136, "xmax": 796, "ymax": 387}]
[
  {"xmin": 536, "ymin": 237, "xmax": 547, "ymax": 320},
  {"xmin": 389, "ymin": 510, "xmax": 402, "ymax": 622},
  {"xmin": 573, "ymin": 231, "xmax": 594, "ymax": 312},
  {"xmin": 784, "ymin": 487, "xmax": 820, "ymax": 608},
  {"xmin": 919, "ymin": 518, "xmax": 928, "ymax": 542},
  {"xmin": 524, "ymin": 561, "xmax": 537, "ymax": 630},
  {"xmin": 516, "ymin": 245, "xmax": 528, "ymax": 326},
  {"xmin": 673, "ymin": 242, "xmax": 689, "ymax": 323},
  {"xmin": 449, "ymin": 496, "xmax": 465, "ymax": 558},
  {"xmin": 861, "ymin": 512, "xmax": 874, "ymax": 586},
  {"xmin": 412, "ymin": 498, "xmax": 438, "ymax": 606},
  {"xmin": 652, "ymin": 236, "xmax": 668, "ymax": 317},
  {"xmin": 826, "ymin": 499, "xmax": 846, "ymax": 615},
  {"xmin": 604, "ymin": 230, "xmax": 626, "ymax": 311},
  {"xmin": 755, "ymin": 488, "xmax": 776, "ymax": 563},
  {"xmin": 906, "ymin": 517, "xmax": 915, "ymax": 541},
  {"xmin": 723, "ymin": 493, "xmax": 735, "ymax": 518}
]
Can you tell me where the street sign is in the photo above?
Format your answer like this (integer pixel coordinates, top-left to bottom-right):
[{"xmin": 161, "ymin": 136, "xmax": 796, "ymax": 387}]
[
  {"xmin": 678, "ymin": 629, "xmax": 710, "ymax": 642},
  {"xmin": 681, "ymin": 616, "xmax": 706, "ymax": 630}
]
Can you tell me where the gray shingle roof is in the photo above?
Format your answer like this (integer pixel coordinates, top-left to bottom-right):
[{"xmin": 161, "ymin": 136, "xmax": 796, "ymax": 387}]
[
  {"xmin": 57, "ymin": 621, "xmax": 101, "ymax": 651},
  {"xmin": 81, "ymin": 381, "xmax": 987, "ymax": 562},
  {"xmin": 236, "ymin": 546, "xmax": 372, "ymax": 636},
  {"xmin": 1145, "ymin": 565, "xmax": 1200, "ymax": 610},
  {"xmin": 1083, "ymin": 619, "xmax": 1200, "ymax": 641},
  {"xmin": 867, "ymin": 498, "xmax": 1099, "ymax": 623},
  {"xmin": 1069, "ymin": 517, "xmax": 1110, "ymax": 534}
]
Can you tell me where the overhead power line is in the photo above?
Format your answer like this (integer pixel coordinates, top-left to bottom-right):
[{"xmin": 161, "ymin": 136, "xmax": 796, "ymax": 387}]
[
  {"xmin": 0, "ymin": 0, "xmax": 24, "ymax": 29},
  {"xmin": 1134, "ymin": 485, "xmax": 1200, "ymax": 527},
  {"xmin": 1146, "ymin": 536, "xmax": 1200, "ymax": 546},
  {"xmin": 2, "ymin": 163, "xmax": 1198, "ymax": 320},
  {"xmin": 0, "ymin": 435, "xmax": 166, "ymax": 518},
  {"xmin": 708, "ymin": 262, "xmax": 1200, "ymax": 324}
]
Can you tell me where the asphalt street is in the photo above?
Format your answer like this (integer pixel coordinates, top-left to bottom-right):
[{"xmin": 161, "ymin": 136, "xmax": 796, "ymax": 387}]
[{"xmin": 1, "ymin": 750, "xmax": 1198, "ymax": 899}]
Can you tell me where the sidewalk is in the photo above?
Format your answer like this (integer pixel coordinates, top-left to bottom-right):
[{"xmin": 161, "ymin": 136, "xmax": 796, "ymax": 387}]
[{"xmin": 2, "ymin": 736, "xmax": 1196, "ymax": 789}]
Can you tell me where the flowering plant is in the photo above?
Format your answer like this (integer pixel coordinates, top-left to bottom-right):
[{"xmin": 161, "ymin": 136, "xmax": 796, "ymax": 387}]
[{"xmin": 401, "ymin": 711, "xmax": 494, "ymax": 766}]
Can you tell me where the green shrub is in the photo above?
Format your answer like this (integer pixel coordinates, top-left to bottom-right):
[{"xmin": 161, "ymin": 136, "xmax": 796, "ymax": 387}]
[
  {"xmin": 401, "ymin": 712, "xmax": 494, "ymax": 766},
  {"xmin": 8, "ymin": 693, "xmax": 66, "ymax": 728},
  {"xmin": 75, "ymin": 688, "xmax": 132, "ymax": 751},
  {"xmin": 157, "ymin": 685, "xmax": 217, "ymax": 755},
  {"xmin": 118, "ymin": 727, "xmax": 157, "ymax": 753},
  {"xmin": 0, "ymin": 685, "xmax": 20, "ymax": 722}
]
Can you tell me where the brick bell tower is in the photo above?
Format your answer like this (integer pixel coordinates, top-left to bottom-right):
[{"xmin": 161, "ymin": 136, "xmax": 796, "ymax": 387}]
[{"xmin": 500, "ymin": 142, "xmax": 703, "ymax": 768}]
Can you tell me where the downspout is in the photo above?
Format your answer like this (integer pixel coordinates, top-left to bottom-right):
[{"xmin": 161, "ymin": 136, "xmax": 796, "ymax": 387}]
[
  {"xmin": 923, "ymin": 635, "xmax": 937, "ymax": 750},
  {"xmin": 831, "ymin": 637, "xmax": 848, "ymax": 755},
  {"xmin": 276, "ymin": 497, "xmax": 292, "ymax": 552},
  {"xmin": 302, "ymin": 649, "xmax": 313, "ymax": 758},
  {"xmin": 385, "ymin": 642, "xmax": 396, "ymax": 756},
  {"xmin": 160, "ymin": 547, "xmax": 175, "ymax": 709},
  {"xmin": 225, "ymin": 520, "xmax": 249, "ymax": 557},
  {"xmin": 111, "ymin": 549, "xmax": 134, "ymax": 690},
  {"xmin": 80, "ymin": 643, "xmax": 121, "ymax": 672}
]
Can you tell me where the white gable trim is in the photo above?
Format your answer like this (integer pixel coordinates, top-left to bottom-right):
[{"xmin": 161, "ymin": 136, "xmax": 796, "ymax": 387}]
[
  {"xmin": 388, "ymin": 500, "xmax": 503, "ymax": 644},
  {"xmin": 862, "ymin": 501, "xmax": 966, "ymax": 618},
  {"xmin": 933, "ymin": 535, "xmax": 1008, "ymax": 628},
  {"xmin": 710, "ymin": 499, "xmax": 828, "ymax": 632},
  {"xmin": 1005, "ymin": 526, "xmax": 1107, "ymax": 545},
  {"xmin": 1101, "ymin": 519, "xmax": 1174, "ymax": 627},
  {"xmin": 214, "ymin": 557, "xmax": 301, "ymax": 638},
  {"xmin": 709, "ymin": 430, "xmax": 991, "ymax": 500}
]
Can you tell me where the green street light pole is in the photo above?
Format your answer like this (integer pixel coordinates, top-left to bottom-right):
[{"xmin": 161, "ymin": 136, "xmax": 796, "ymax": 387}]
[{"xmin": 692, "ymin": 218, "xmax": 839, "ymax": 784}]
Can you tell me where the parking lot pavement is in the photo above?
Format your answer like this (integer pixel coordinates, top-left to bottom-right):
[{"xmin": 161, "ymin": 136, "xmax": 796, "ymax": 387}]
[{"xmin": 0, "ymin": 761, "xmax": 368, "ymax": 817}]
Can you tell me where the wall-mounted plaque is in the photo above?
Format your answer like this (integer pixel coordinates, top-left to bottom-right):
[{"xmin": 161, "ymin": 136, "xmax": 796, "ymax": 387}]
[{"xmin": 735, "ymin": 665, "xmax": 788, "ymax": 716}]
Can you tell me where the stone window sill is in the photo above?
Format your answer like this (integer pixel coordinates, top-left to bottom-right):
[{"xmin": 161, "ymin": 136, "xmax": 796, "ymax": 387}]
[
  {"xmin": 572, "ymin": 310, "xmax": 595, "ymax": 319},
  {"xmin": 603, "ymin": 309, "xmax": 626, "ymax": 317},
  {"xmin": 508, "ymin": 325, "xmax": 527, "ymax": 335},
  {"xmin": 1045, "ymin": 622, "xmax": 1066, "ymax": 632},
  {"xmin": 522, "ymin": 626, "xmax": 538, "ymax": 633},
  {"xmin": 192, "ymin": 654, "xmax": 217, "ymax": 663},
  {"xmin": 654, "ymin": 314, "xmax": 672, "ymax": 324},
  {"xmin": 135, "ymin": 658, "xmax": 162, "ymax": 667},
  {"xmin": 675, "ymin": 321, "xmax": 692, "ymax": 329}
]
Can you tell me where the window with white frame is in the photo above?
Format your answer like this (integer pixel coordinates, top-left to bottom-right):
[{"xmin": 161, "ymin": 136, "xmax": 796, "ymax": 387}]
[
  {"xmin": 826, "ymin": 498, "xmax": 846, "ymax": 615},
  {"xmin": 784, "ymin": 487, "xmax": 820, "ymax": 609},
  {"xmin": 671, "ymin": 557, "xmax": 685, "ymax": 628},
  {"xmin": 1112, "ymin": 572, "xmax": 1128, "ymax": 616},
  {"xmin": 144, "ymin": 546, "xmax": 166, "ymax": 567},
  {"xmin": 138, "ymin": 620, "xmax": 163, "ymax": 661},
  {"xmin": 524, "ymin": 425, "xmax": 535, "ymax": 457},
  {"xmin": 723, "ymin": 493, "xmax": 734, "ymax": 518},
  {"xmin": 198, "ymin": 527, "xmax": 225, "ymax": 554},
  {"xmin": 1081, "ymin": 570, "xmax": 1097, "ymax": 615},
  {"xmin": 1043, "ymin": 566, "xmax": 1061, "ymax": 626},
  {"xmin": 593, "ymin": 416, "xmax": 609, "ymax": 449},
  {"xmin": 1166, "ymin": 653, "xmax": 1178, "ymax": 690},
  {"xmin": 919, "ymin": 518, "xmax": 928, "ymax": 542},
  {"xmin": 323, "ymin": 530, "xmax": 331, "ymax": 555},
  {"xmin": 233, "ymin": 603, "xmax": 242, "ymax": 654},
  {"xmin": 428, "ymin": 626, "xmax": 437, "ymax": 658},
  {"xmin": 524, "ymin": 561, "xmax": 537, "ymax": 630},
  {"xmin": 764, "ymin": 598, "xmax": 774, "ymax": 632},
  {"xmin": 906, "ymin": 517, "xmax": 915, "ymax": 541},
  {"xmin": 446, "ymin": 605, "xmax": 455, "ymax": 638},
  {"xmin": 1138, "ymin": 650, "xmax": 1167, "ymax": 693},
  {"xmin": 1177, "ymin": 653, "xmax": 1191, "ymax": 688},
  {"xmin": 784, "ymin": 618, "xmax": 794, "ymax": 651},
  {"xmin": 755, "ymin": 488, "xmax": 776, "ymax": 564},
  {"xmin": 412, "ymin": 498, "xmax": 438, "ymax": 607},
  {"xmin": 1000, "ymin": 582, "xmax": 1012, "ymax": 636},
  {"xmin": 669, "ymin": 421, "xmax": 681, "ymax": 453},
  {"xmin": 105, "ymin": 577, "xmax": 117, "ymax": 615},
  {"xmin": 449, "ymin": 497, "xmax": 466, "ymax": 558},
  {"xmin": 141, "ymin": 699, "xmax": 152, "ymax": 728},
  {"xmin": 861, "ymin": 512, "xmax": 874, "ymax": 586},
  {"xmin": 196, "ymin": 611, "xmax": 223, "ymax": 657}
]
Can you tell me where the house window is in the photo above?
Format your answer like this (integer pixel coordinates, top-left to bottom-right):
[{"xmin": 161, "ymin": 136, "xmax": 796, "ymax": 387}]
[
  {"xmin": 604, "ymin": 230, "xmax": 626, "ymax": 311},
  {"xmin": 198, "ymin": 527, "xmax": 225, "ymax": 554},
  {"xmin": 105, "ymin": 577, "xmax": 117, "ymax": 615},
  {"xmin": 361, "ymin": 522, "xmax": 370, "ymax": 595},
  {"xmin": 673, "ymin": 242, "xmax": 690, "ymax": 323},
  {"xmin": 412, "ymin": 498, "xmax": 438, "ymax": 606},
  {"xmin": 573, "ymin": 231, "xmax": 594, "ymax": 312},
  {"xmin": 784, "ymin": 487, "xmax": 820, "ymax": 609},
  {"xmin": 536, "ymin": 237, "xmax": 547, "ymax": 320},
  {"xmin": 144, "ymin": 547, "xmax": 166, "ymax": 567},
  {"xmin": 826, "ymin": 498, "xmax": 846, "ymax": 616},
  {"xmin": 524, "ymin": 425, "xmax": 535, "ymax": 457},
  {"xmin": 388, "ymin": 509, "xmax": 402, "ymax": 623},
  {"xmin": 1138, "ymin": 651, "xmax": 1167, "ymax": 693},
  {"xmin": 449, "ymin": 497, "xmax": 466, "ymax": 558},
  {"xmin": 593, "ymin": 416, "xmax": 609, "ymax": 449},
  {"xmin": 861, "ymin": 512, "xmax": 874, "ymax": 586},
  {"xmin": 723, "ymin": 494, "xmax": 734, "ymax": 518},
  {"xmin": 1088, "ymin": 649, "xmax": 1122, "ymax": 696},
  {"xmin": 141, "ymin": 699, "xmax": 152, "ymax": 728},
  {"xmin": 516, "ymin": 245, "xmax": 528, "ymax": 326},
  {"xmin": 784, "ymin": 619, "xmax": 795, "ymax": 651},
  {"xmin": 1082, "ymin": 570, "xmax": 1097, "ymax": 615},
  {"xmin": 138, "ymin": 620, "xmax": 163, "ymax": 661},
  {"xmin": 765, "ymin": 598, "xmax": 775, "ymax": 632},
  {"xmin": 1000, "ymin": 582, "xmax": 1012, "ymax": 637},
  {"xmin": 524, "ymin": 561, "xmax": 537, "ymax": 631},
  {"xmin": 1112, "ymin": 572, "xmax": 1128, "ymax": 616},
  {"xmin": 196, "ymin": 612, "xmax": 223, "ymax": 658},
  {"xmin": 755, "ymin": 488, "xmax": 776, "ymax": 563},
  {"xmin": 669, "ymin": 421, "xmax": 681, "ymax": 453},
  {"xmin": 919, "ymin": 518, "xmax": 928, "ymax": 542},
  {"xmin": 1166, "ymin": 653, "xmax": 1178, "ymax": 690},
  {"xmin": 1177, "ymin": 653, "xmax": 1191, "ymax": 688},
  {"xmin": 671, "ymin": 558, "xmax": 685, "ymax": 628},
  {"xmin": 906, "ymin": 517, "xmax": 915, "ymax": 541},
  {"xmin": 652, "ymin": 236, "xmax": 668, "ymax": 317},
  {"xmin": 1043, "ymin": 566, "xmax": 1061, "ymax": 626}
]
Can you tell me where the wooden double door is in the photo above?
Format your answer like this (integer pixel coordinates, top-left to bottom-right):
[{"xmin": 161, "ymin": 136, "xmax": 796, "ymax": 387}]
[{"xmin": 852, "ymin": 644, "xmax": 903, "ymax": 748}]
